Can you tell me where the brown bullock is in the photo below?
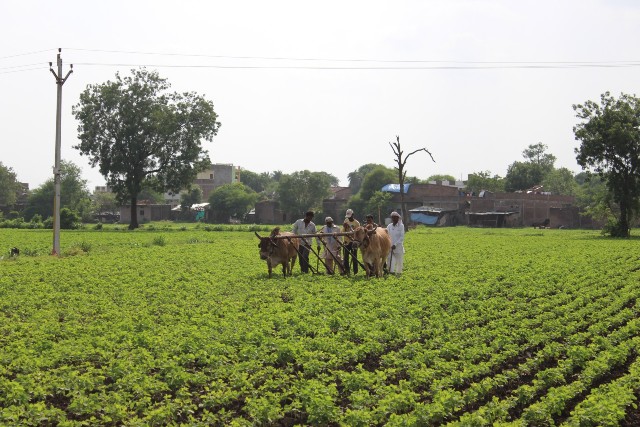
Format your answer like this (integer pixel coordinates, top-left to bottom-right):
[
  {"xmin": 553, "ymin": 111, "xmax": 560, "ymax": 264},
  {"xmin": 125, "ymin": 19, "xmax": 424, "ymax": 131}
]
[
  {"xmin": 256, "ymin": 227, "xmax": 299, "ymax": 278},
  {"xmin": 351, "ymin": 225, "xmax": 391, "ymax": 277}
]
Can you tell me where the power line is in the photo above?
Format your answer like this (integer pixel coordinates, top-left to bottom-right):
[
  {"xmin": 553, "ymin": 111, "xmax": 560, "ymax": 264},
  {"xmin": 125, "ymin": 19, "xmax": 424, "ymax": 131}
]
[
  {"xmin": 64, "ymin": 47, "xmax": 640, "ymax": 66},
  {"xmin": 0, "ymin": 66, "xmax": 48, "ymax": 75},
  {"xmin": 72, "ymin": 61, "xmax": 640, "ymax": 70},
  {"xmin": 0, "ymin": 49, "xmax": 53, "ymax": 60}
]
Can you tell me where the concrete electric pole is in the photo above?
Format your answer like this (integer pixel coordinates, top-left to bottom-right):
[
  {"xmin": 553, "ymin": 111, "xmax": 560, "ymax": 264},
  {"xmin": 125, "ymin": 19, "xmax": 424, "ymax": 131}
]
[{"xmin": 49, "ymin": 48, "xmax": 73, "ymax": 256}]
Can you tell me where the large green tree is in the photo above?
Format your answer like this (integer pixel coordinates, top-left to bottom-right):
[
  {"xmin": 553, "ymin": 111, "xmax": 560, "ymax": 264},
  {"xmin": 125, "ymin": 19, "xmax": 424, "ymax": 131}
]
[
  {"xmin": 0, "ymin": 162, "xmax": 20, "ymax": 208},
  {"xmin": 240, "ymin": 170, "xmax": 278, "ymax": 196},
  {"xmin": 23, "ymin": 160, "xmax": 91, "ymax": 221},
  {"xmin": 466, "ymin": 170, "xmax": 505, "ymax": 194},
  {"xmin": 347, "ymin": 163, "xmax": 385, "ymax": 194},
  {"xmin": 427, "ymin": 174, "xmax": 456, "ymax": 182},
  {"xmin": 542, "ymin": 167, "xmax": 578, "ymax": 196},
  {"xmin": 504, "ymin": 143, "xmax": 556, "ymax": 192},
  {"xmin": 574, "ymin": 92, "xmax": 640, "ymax": 237},
  {"xmin": 348, "ymin": 165, "xmax": 397, "ymax": 217},
  {"xmin": 277, "ymin": 170, "xmax": 337, "ymax": 217},
  {"xmin": 209, "ymin": 183, "xmax": 258, "ymax": 222},
  {"xmin": 73, "ymin": 68, "xmax": 220, "ymax": 229}
]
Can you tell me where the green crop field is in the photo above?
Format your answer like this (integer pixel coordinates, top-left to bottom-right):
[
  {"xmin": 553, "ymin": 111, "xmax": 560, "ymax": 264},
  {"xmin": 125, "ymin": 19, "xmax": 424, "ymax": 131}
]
[{"xmin": 1, "ymin": 225, "xmax": 639, "ymax": 426}]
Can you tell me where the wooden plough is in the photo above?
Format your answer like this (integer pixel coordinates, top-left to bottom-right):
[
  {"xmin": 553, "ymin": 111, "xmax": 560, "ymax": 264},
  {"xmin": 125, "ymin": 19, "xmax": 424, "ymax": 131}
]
[{"xmin": 254, "ymin": 231, "xmax": 367, "ymax": 275}]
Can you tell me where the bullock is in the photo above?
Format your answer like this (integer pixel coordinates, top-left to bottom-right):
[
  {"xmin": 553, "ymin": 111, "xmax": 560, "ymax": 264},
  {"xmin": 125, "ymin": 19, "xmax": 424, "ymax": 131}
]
[
  {"xmin": 256, "ymin": 227, "xmax": 299, "ymax": 278},
  {"xmin": 351, "ymin": 225, "xmax": 391, "ymax": 278}
]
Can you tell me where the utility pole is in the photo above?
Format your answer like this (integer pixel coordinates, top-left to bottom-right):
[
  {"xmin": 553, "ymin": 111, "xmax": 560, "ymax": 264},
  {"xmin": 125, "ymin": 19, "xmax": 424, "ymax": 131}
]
[{"xmin": 49, "ymin": 48, "xmax": 73, "ymax": 256}]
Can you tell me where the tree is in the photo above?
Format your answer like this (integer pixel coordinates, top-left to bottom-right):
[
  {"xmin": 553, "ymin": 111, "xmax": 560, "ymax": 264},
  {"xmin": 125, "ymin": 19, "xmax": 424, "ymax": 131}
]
[
  {"xmin": 389, "ymin": 136, "xmax": 435, "ymax": 230},
  {"xmin": 367, "ymin": 191, "xmax": 393, "ymax": 224},
  {"xmin": 92, "ymin": 191, "xmax": 118, "ymax": 218},
  {"xmin": 73, "ymin": 68, "xmax": 220, "ymax": 229},
  {"xmin": 427, "ymin": 174, "xmax": 456, "ymax": 182},
  {"xmin": 466, "ymin": 171, "xmax": 505, "ymax": 194},
  {"xmin": 504, "ymin": 143, "xmax": 556, "ymax": 192},
  {"xmin": 359, "ymin": 166, "xmax": 396, "ymax": 201},
  {"xmin": 276, "ymin": 170, "xmax": 337, "ymax": 217},
  {"xmin": 23, "ymin": 160, "xmax": 91, "ymax": 221},
  {"xmin": 209, "ymin": 183, "xmax": 257, "ymax": 222},
  {"xmin": 574, "ymin": 172, "xmax": 614, "ymax": 224},
  {"xmin": 240, "ymin": 170, "xmax": 279, "ymax": 197},
  {"xmin": 542, "ymin": 167, "xmax": 578, "ymax": 196},
  {"xmin": 137, "ymin": 185, "xmax": 165, "ymax": 204},
  {"xmin": 522, "ymin": 142, "xmax": 557, "ymax": 170},
  {"xmin": 504, "ymin": 162, "xmax": 541, "ymax": 192},
  {"xmin": 180, "ymin": 187, "xmax": 202, "ymax": 210},
  {"xmin": 574, "ymin": 92, "xmax": 640, "ymax": 237},
  {"xmin": 347, "ymin": 163, "xmax": 385, "ymax": 194},
  {"xmin": 0, "ymin": 162, "xmax": 20, "ymax": 208}
]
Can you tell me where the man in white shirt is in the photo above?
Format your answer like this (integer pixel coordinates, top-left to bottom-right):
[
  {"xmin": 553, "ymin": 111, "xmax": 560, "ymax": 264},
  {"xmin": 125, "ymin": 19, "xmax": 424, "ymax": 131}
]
[
  {"xmin": 317, "ymin": 217, "xmax": 344, "ymax": 274},
  {"xmin": 292, "ymin": 211, "xmax": 316, "ymax": 273},
  {"xmin": 386, "ymin": 211, "xmax": 405, "ymax": 274}
]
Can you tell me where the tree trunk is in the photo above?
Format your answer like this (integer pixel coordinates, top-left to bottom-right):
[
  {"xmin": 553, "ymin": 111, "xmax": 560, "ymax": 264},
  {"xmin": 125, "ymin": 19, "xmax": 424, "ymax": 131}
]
[
  {"xmin": 129, "ymin": 195, "xmax": 139, "ymax": 230},
  {"xmin": 616, "ymin": 196, "xmax": 630, "ymax": 237},
  {"xmin": 399, "ymin": 185, "xmax": 409, "ymax": 232}
]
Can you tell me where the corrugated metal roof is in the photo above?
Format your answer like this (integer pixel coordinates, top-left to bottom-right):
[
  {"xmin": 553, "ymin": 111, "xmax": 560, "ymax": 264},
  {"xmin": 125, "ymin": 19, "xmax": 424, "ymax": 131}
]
[{"xmin": 466, "ymin": 211, "xmax": 516, "ymax": 216}]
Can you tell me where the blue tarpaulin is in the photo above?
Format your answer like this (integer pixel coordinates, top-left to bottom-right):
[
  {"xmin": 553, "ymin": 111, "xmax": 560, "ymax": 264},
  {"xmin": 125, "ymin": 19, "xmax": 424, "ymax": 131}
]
[
  {"xmin": 381, "ymin": 184, "xmax": 411, "ymax": 193},
  {"xmin": 410, "ymin": 212, "xmax": 439, "ymax": 225}
]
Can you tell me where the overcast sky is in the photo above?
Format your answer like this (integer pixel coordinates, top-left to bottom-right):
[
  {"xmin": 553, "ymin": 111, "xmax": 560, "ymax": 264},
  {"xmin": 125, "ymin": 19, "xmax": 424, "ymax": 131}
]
[{"xmin": 1, "ymin": 0, "xmax": 639, "ymax": 191}]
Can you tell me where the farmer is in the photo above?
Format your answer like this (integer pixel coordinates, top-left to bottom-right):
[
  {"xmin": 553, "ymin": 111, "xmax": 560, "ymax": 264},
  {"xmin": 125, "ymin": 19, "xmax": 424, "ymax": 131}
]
[
  {"xmin": 292, "ymin": 210, "xmax": 316, "ymax": 273},
  {"xmin": 386, "ymin": 211, "xmax": 405, "ymax": 274},
  {"xmin": 364, "ymin": 214, "xmax": 377, "ymax": 229},
  {"xmin": 317, "ymin": 217, "xmax": 344, "ymax": 274},
  {"xmin": 342, "ymin": 208, "xmax": 360, "ymax": 274}
]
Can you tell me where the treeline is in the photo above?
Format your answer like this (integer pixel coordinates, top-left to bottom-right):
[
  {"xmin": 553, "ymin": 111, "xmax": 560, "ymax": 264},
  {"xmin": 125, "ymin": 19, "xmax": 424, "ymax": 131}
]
[{"xmin": 0, "ymin": 142, "xmax": 621, "ymax": 231}]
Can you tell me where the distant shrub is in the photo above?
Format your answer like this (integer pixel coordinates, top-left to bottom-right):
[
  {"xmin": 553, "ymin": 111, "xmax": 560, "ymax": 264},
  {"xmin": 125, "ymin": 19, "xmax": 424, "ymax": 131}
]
[
  {"xmin": 152, "ymin": 235, "xmax": 167, "ymax": 246},
  {"xmin": 60, "ymin": 208, "xmax": 80, "ymax": 230}
]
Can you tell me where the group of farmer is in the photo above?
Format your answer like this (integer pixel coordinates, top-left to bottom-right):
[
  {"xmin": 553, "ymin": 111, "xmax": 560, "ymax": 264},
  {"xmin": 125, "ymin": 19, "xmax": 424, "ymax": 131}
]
[{"xmin": 292, "ymin": 209, "xmax": 405, "ymax": 276}]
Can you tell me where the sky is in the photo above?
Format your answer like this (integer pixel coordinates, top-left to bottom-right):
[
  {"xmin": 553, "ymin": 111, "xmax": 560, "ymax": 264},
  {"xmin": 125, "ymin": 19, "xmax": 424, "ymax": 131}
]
[{"xmin": 1, "ymin": 0, "xmax": 639, "ymax": 191}]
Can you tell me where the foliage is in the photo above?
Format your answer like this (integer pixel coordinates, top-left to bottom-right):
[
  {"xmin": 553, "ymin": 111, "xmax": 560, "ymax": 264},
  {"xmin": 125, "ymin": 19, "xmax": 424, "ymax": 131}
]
[
  {"xmin": 366, "ymin": 191, "xmax": 393, "ymax": 223},
  {"xmin": 504, "ymin": 143, "xmax": 556, "ymax": 192},
  {"xmin": 1, "ymin": 227, "xmax": 639, "ymax": 425},
  {"xmin": 465, "ymin": 170, "xmax": 505, "ymax": 194},
  {"xmin": 0, "ymin": 161, "xmax": 21, "ymax": 208},
  {"xmin": 427, "ymin": 174, "xmax": 456, "ymax": 182},
  {"xmin": 522, "ymin": 141, "xmax": 557, "ymax": 170},
  {"xmin": 358, "ymin": 166, "xmax": 396, "ymax": 201},
  {"xmin": 575, "ymin": 173, "xmax": 616, "ymax": 223},
  {"xmin": 348, "ymin": 164, "xmax": 386, "ymax": 195},
  {"xmin": 209, "ymin": 183, "xmax": 258, "ymax": 222},
  {"xmin": 59, "ymin": 207, "xmax": 80, "ymax": 230},
  {"xmin": 542, "ymin": 167, "xmax": 578, "ymax": 195},
  {"xmin": 240, "ymin": 170, "xmax": 279, "ymax": 197},
  {"xmin": 180, "ymin": 187, "xmax": 202, "ymax": 210},
  {"xmin": 92, "ymin": 191, "xmax": 118, "ymax": 217},
  {"xmin": 276, "ymin": 170, "xmax": 337, "ymax": 217},
  {"xmin": 574, "ymin": 91, "xmax": 640, "ymax": 237},
  {"xmin": 22, "ymin": 160, "xmax": 91, "ymax": 221},
  {"xmin": 136, "ymin": 185, "xmax": 165, "ymax": 204},
  {"xmin": 73, "ymin": 68, "xmax": 221, "ymax": 229},
  {"xmin": 347, "ymin": 166, "xmax": 396, "ymax": 217}
]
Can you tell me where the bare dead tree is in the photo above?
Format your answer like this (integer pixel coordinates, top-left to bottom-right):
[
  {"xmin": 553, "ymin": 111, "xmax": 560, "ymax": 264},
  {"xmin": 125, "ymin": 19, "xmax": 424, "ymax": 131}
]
[{"xmin": 389, "ymin": 135, "xmax": 435, "ymax": 231}]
